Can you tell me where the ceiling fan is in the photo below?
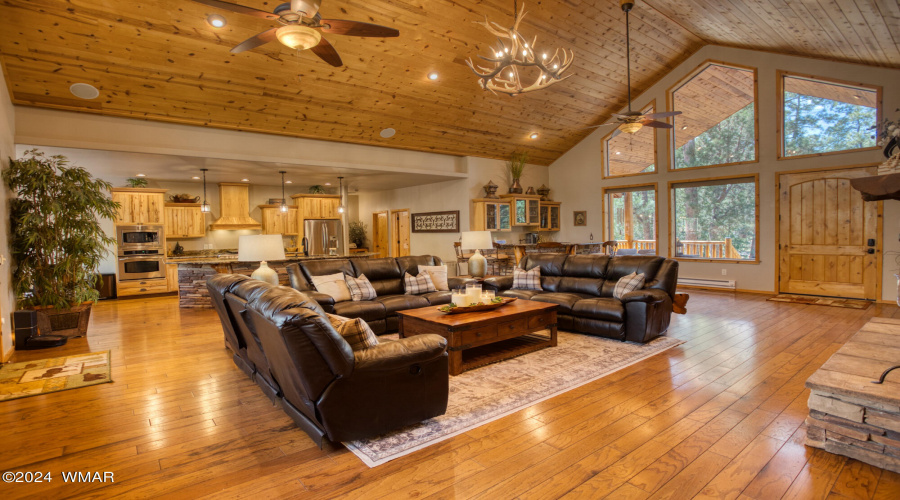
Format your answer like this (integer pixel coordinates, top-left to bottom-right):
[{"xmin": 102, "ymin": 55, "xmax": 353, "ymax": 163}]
[
  {"xmin": 192, "ymin": 0, "xmax": 399, "ymax": 67},
  {"xmin": 586, "ymin": 0, "xmax": 681, "ymax": 139}
]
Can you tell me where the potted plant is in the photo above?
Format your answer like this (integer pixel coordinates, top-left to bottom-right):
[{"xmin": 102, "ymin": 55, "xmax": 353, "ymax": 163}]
[
  {"xmin": 308, "ymin": 185, "xmax": 325, "ymax": 194},
  {"xmin": 506, "ymin": 151, "xmax": 528, "ymax": 194},
  {"xmin": 3, "ymin": 149, "xmax": 119, "ymax": 337},
  {"xmin": 348, "ymin": 221, "xmax": 367, "ymax": 249}
]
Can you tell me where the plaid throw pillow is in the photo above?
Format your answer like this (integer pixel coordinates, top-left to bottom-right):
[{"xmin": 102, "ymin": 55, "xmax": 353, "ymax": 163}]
[
  {"xmin": 512, "ymin": 266, "xmax": 542, "ymax": 291},
  {"xmin": 404, "ymin": 271, "xmax": 437, "ymax": 295},
  {"xmin": 327, "ymin": 313, "xmax": 378, "ymax": 351},
  {"xmin": 345, "ymin": 273, "xmax": 377, "ymax": 301},
  {"xmin": 613, "ymin": 272, "xmax": 646, "ymax": 299}
]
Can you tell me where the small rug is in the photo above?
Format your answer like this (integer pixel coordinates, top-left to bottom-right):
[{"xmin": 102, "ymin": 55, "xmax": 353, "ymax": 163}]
[
  {"xmin": 345, "ymin": 332, "xmax": 683, "ymax": 467},
  {"xmin": 767, "ymin": 294, "xmax": 871, "ymax": 309},
  {"xmin": 0, "ymin": 351, "xmax": 112, "ymax": 402}
]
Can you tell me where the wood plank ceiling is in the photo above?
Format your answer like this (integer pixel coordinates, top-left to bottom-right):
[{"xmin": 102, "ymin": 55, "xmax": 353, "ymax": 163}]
[{"xmin": 0, "ymin": 1, "xmax": 896, "ymax": 166}]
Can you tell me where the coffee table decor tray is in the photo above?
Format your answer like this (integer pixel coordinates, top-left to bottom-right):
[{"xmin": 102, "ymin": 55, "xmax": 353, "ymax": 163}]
[{"xmin": 437, "ymin": 297, "xmax": 517, "ymax": 314}]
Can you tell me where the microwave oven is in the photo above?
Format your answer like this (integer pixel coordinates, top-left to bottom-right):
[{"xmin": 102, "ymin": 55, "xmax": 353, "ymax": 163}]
[{"xmin": 117, "ymin": 225, "xmax": 163, "ymax": 253}]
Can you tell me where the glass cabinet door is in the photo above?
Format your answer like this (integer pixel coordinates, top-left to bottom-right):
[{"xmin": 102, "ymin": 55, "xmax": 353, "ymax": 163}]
[
  {"xmin": 550, "ymin": 206, "xmax": 560, "ymax": 230},
  {"xmin": 498, "ymin": 204, "xmax": 511, "ymax": 230},
  {"xmin": 528, "ymin": 199, "xmax": 540, "ymax": 225},
  {"xmin": 515, "ymin": 199, "xmax": 528, "ymax": 225},
  {"xmin": 539, "ymin": 205, "xmax": 549, "ymax": 230},
  {"xmin": 485, "ymin": 203, "xmax": 498, "ymax": 230}
]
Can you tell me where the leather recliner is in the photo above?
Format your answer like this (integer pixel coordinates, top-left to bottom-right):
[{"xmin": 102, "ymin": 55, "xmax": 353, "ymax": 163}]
[
  {"xmin": 286, "ymin": 255, "xmax": 473, "ymax": 334},
  {"xmin": 483, "ymin": 254, "xmax": 679, "ymax": 343},
  {"xmin": 209, "ymin": 274, "xmax": 450, "ymax": 446}
]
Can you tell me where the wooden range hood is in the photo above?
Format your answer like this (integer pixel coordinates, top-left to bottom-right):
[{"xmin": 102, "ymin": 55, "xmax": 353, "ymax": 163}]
[{"xmin": 209, "ymin": 183, "xmax": 262, "ymax": 230}]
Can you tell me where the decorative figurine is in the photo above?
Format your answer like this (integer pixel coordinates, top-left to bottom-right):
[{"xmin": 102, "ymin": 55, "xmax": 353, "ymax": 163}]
[
  {"xmin": 525, "ymin": 186, "xmax": 536, "ymax": 195},
  {"xmin": 537, "ymin": 184, "xmax": 550, "ymax": 201},
  {"xmin": 172, "ymin": 241, "xmax": 184, "ymax": 256},
  {"xmin": 483, "ymin": 180, "xmax": 499, "ymax": 199}
]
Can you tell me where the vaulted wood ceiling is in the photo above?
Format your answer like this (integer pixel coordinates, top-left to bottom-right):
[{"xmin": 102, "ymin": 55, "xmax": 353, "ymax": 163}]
[{"xmin": 0, "ymin": 1, "xmax": 896, "ymax": 166}]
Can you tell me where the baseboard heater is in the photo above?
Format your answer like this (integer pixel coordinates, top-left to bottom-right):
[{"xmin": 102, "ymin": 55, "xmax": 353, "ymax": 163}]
[{"xmin": 678, "ymin": 277, "xmax": 736, "ymax": 290}]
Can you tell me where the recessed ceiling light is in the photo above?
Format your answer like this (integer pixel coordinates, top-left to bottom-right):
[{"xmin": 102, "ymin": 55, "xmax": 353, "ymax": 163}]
[
  {"xmin": 380, "ymin": 128, "xmax": 396, "ymax": 138},
  {"xmin": 325, "ymin": 182, "xmax": 332, "ymax": 186},
  {"xmin": 136, "ymin": 173, "xmax": 146, "ymax": 177},
  {"xmin": 681, "ymin": 125, "xmax": 688, "ymax": 130},
  {"xmin": 285, "ymin": 180, "xmax": 292, "ymax": 184},
  {"xmin": 615, "ymin": 151, "xmax": 621, "ymax": 155},
  {"xmin": 69, "ymin": 83, "xmax": 99, "ymax": 100},
  {"xmin": 529, "ymin": 133, "xmax": 539, "ymax": 139},
  {"xmin": 428, "ymin": 72, "xmax": 439, "ymax": 81},
  {"xmin": 241, "ymin": 178, "xmax": 249, "ymax": 182},
  {"xmin": 853, "ymin": 95, "xmax": 861, "ymax": 99},
  {"xmin": 207, "ymin": 14, "xmax": 227, "ymax": 28},
  {"xmin": 192, "ymin": 176, "xmax": 200, "ymax": 180}
]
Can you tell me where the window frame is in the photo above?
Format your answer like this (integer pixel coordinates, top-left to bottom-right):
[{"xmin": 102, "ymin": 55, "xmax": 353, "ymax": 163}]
[
  {"xmin": 601, "ymin": 183, "xmax": 659, "ymax": 254},
  {"xmin": 602, "ymin": 100, "xmax": 659, "ymax": 179},
  {"xmin": 667, "ymin": 173, "xmax": 760, "ymax": 264},
  {"xmin": 666, "ymin": 60, "xmax": 760, "ymax": 173},
  {"xmin": 776, "ymin": 70, "xmax": 882, "ymax": 161}
]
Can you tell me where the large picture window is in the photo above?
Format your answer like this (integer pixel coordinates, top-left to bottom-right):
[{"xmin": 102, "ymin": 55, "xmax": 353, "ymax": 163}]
[
  {"xmin": 604, "ymin": 102, "xmax": 657, "ymax": 178},
  {"xmin": 669, "ymin": 62, "xmax": 757, "ymax": 170},
  {"xmin": 670, "ymin": 175, "xmax": 758, "ymax": 261},
  {"xmin": 779, "ymin": 72, "xmax": 879, "ymax": 158},
  {"xmin": 603, "ymin": 184, "xmax": 657, "ymax": 255}
]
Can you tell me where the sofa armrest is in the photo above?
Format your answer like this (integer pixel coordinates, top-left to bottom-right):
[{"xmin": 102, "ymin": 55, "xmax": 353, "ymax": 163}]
[
  {"xmin": 621, "ymin": 288, "xmax": 670, "ymax": 304},
  {"xmin": 354, "ymin": 334, "xmax": 448, "ymax": 372},
  {"xmin": 482, "ymin": 276, "xmax": 513, "ymax": 292},
  {"xmin": 307, "ymin": 292, "xmax": 336, "ymax": 313},
  {"xmin": 447, "ymin": 277, "xmax": 477, "ymax": 290}
]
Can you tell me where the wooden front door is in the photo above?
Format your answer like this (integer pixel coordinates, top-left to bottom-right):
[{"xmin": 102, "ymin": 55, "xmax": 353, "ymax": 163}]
[
  {"xmin": 372, "ymin": 211, "xmax": 389, "ymax": 258},
  {"xmin": 391, "ymin": 209, "xmax": 411, "ymax": 257},
  {"xmin": 778, "ymin": 167, "xmax": 881, "ymax": 300}
]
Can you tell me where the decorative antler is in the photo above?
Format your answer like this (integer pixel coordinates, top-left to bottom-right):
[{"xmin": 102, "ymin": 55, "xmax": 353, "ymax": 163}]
[{"xmin": 466, "ymin": 2, "xmax": 574, "ymax": 96}]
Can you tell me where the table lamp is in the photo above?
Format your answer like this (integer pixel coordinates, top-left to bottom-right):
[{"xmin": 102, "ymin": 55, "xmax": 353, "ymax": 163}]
[
  {"xmin": 460, "ymin": 230, "xmax": 494, "ymax": 278},
  {"xmin": 238, "ymin": 234, "xmax": 286, "ymax": 285}
]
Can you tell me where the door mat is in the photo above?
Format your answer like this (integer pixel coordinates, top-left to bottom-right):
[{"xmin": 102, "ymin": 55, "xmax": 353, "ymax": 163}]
[
  {"xmin": 767, "ymin": 294, "xmax": 872, "ymax": 309},
  {"xmin": 0, "ymin": 351, "xmax": 112, "ymax": 402}
]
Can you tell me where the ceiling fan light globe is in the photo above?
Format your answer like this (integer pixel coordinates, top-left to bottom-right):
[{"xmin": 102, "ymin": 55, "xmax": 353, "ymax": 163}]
[
  {"xmin": 620, "ymin": 122, "xmax": 643, "ymax": 134},
  {"xmin": 276, "ymin": 25, "xmax": 322, "ymax": 50}
]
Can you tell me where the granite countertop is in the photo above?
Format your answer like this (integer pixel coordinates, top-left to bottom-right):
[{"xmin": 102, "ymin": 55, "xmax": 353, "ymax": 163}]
[{"xmin": 168, "ymin": 252, "xmax": 378, "ymax": 265}]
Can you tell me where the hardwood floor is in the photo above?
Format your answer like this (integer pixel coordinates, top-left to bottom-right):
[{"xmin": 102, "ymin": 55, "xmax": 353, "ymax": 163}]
[{"xmin": 3, "ymin": 291, "xmax": 900, "ymax": 499}]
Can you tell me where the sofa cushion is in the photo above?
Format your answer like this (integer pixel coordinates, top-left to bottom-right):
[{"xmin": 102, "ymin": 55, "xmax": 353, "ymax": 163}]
[
  {"xmin": 375, "ymin": 294, "xmax": 430, "ymax": 314},
  {"xmin": 299, "ymin": 259, "xmax": 355, "ymax": 286},
  {"xmin": 345, "ymin": 273, "xmax": 377, "ymax": 301},
  {"xmin": 500, "ymin": 289, "xmax": 542, "ymax": 300},
  {"xmin": 531, "ymin": 292, "xmax": 589, "ymax": 314},
  {"xmin": 396, "ymin": 255, "xmax": 440, "ymax": 278},
  {"xmin": 420, "ymin": 291, "xmax": 452, "ymax": 305},
  {"xmin": 333, "ymin": 300, "xmax": 386, "ymax": 322},
  {"xmin": 572, "ymin": 298, "xmax": 625, "ymax": 323},
  {"xmin": 601, "ymin": 256, "xmax": 664, "ymax": 297},
  {"xmin": 419, "ymin": 265, "xmax": 449, "ymax": 291},
  {"xmin": 310, "ymin": 272, "xmax": 352, "ymax": 302},
  {"xmin": 327, "ymin": 314, "xmax": 379, "ymax": 351},
  {"xmin": 512, "ymin": 267, "xmax": 542, "ymax": 290},
  {"xmin": 352, "ymin": 258, "xmax": 404, "ymax": 296},
  {"xmin": 404, "ymin": 271, "xmax": 437, "ymax": 295},
  {"xmin": 613, "ymin": 272, "xmax": 646, "ymax": 300}
]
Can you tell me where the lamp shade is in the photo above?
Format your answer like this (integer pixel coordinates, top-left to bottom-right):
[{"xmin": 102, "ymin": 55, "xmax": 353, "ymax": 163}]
[
  {"xmin": 238, "ymin": 235, "xmax": 286, "ymax": 262},
  {"xmin": 461, "ymin": 231, "xmax": 494, "ymax": 250}
]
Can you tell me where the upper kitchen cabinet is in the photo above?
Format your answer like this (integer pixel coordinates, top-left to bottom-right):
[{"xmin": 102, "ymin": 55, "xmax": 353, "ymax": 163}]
[
  {"xmin": 164, "ymin": 203, "xmax": 205, "ymax": 238},
  {"xmin": 111, "ymin": 188, "xmax": 167, "ymax": 225}
]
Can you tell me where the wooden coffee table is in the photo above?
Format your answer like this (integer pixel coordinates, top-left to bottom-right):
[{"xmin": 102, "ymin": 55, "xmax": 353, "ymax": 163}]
[{"xmin": 397, "ymin": 299, "xmax": 558, "ymax": 375}]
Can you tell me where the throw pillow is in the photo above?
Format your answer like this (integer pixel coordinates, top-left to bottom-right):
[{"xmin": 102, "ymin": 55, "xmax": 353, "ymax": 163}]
[
  {"xmin": 512, "ymin": 266, "xmax": 542, "ymax": 291},
  {"xmin": 419, "ymin": 265, "xmax": 449, "ymax": 291},
  {"xmin": 310, "ymin": 272, "xmax": 352, "ymax": 302},
  {"xmin": 613, "ymin": 272, "xmax": 646, "ymax": 299},
  {"xmin": 326, "ymin": 313, "xmax": 378, "ymax": 351},
  {"xmin": 345, "ymin": 273, "xmax": 377, "ymax": 301},
  {"xmin": 404, "ymin": 271, "xmax": 437, "ymax": 295}
]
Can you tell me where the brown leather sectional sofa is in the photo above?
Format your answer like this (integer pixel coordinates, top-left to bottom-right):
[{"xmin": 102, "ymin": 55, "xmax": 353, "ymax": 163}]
[
  {"xmin": 207, "ymin": 273, "xmax": 450, "ymax": 446},
  {"xmin": 483, "ymin": 254, "xmax": 679, "ymax": 343}
]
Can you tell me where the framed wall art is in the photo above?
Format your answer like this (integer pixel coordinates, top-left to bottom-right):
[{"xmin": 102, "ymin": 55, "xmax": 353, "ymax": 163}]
[
  {"xmin": 573, "ymin": 211, "xmax": 587, "ymax": 226},
  {"xmin": 412, "ymin": 210, "xmax": 460, "ymax": 233}
]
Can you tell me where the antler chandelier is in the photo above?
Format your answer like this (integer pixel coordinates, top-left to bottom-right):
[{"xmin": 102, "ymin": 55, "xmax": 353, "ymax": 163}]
[{"xmin": 466, "ymin": 2, "xmax": 574, "ymax": 96}]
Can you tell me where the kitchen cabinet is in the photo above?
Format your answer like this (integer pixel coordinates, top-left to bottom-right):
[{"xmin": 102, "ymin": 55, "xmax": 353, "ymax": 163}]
[
  {"xmin": 111, "ymin": 188, "xmax": 167, "ymax": 225},
  {"xmin": 166, "ymin": 264, "xmax": 179, "ymax": 292},
  {"xmin": 471, "ymin": 199, "xmax": 511, "ymax": 231},
  {"xmin": 164, "ymin": 203, "xmax": 205, "ymax": 238},
  {"xmin": 259, "ymin": 204, "xmax": 299, "ymax": 236},
  {"xmin": 117, "ymin": 278, "xmax": 169, "ymax": 297},
  {"xmin": 539, "ymin": 201, "xmax": 561, "ymax": 231},
  {"xmin": 292, "ymin": 195, "xmax": 341, "ymax": 220},
  {"xmin": 500, "ymin": 194, "xmax": 541, "ymax": 226}
]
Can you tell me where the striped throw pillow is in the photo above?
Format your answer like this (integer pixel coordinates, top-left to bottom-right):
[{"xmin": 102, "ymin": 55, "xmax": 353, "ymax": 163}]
[
  {"xmin": 327, "ymin": 314, "xmax": 378, "ymax": 351},
  {"xmin": 613, "ymin": 272, "xmax": 646, "ymax": 299},
  {"xmin": 345, "ymin": 273, "xmax": 377, "ymax": 301},
  {"xmin": 404, "ymin": 271, "xmax": 437, "ymax": 295},
  {"xmin": 512, "ymin": 266, "xmax": 542, "ymax": 290}
]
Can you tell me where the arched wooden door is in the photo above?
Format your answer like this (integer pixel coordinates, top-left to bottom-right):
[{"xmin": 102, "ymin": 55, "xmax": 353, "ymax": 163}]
[{"xmin": 778, "ymin": 167, "xmax": 881, "ymax": 300}]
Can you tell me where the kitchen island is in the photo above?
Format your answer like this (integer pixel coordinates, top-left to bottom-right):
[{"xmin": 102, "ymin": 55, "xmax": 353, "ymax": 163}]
[{"xmin": 171, "ymin": 252, "xmax": 377, "ymax": 308}]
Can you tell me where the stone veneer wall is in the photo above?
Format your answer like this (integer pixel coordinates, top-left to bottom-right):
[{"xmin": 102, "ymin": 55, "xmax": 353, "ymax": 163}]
[{"xmin": 178, "ymin": 262, "xmax": 297, "ymax": 308}]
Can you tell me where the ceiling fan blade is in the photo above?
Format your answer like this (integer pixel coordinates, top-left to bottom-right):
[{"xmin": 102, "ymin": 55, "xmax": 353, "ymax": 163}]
[
  {"xmin": 231, "ymin": 27, "xmax": 278, "ymax": 53},
  {"xmin": 641, "ymin": 120, "xmax": 674, "ymax": 129},
  {"xmin": 580, "ymin": 123, "xmax": 619, "ymax": 130},
  {"xmin": 642, "ymin": 111, "xmax": 682, "ymax": 119},
  {"xmin": 310, "ymin": 36, "xmax": 343, "ymax": 67},
  {"xmin": 319, "ymin": 19, "xmax": 399, "ymax": 37},
  {"xmin": 192, "ymin": 0, "xmax": 279, "ymax": 20}
]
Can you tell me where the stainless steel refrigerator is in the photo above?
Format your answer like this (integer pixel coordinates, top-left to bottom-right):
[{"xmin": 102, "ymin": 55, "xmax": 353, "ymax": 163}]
[{"xmin": 302, "ymin": 219, "xmax": 344, "ymax": 256}]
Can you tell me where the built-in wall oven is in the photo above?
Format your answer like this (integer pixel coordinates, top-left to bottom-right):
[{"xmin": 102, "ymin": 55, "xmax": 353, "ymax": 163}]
[{"xmin": 117, "ymin": 225, "xmax": 166, "ymax": 280}]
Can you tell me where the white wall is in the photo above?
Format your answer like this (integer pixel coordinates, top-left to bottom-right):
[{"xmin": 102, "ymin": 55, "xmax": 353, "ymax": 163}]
[
  {"xmin": 0, "ymin": 66, "xmax": 16, "ymax": 359},
  {"xmin": 551, "ymin": 45, "xmax": 900, "ymax": 300}
]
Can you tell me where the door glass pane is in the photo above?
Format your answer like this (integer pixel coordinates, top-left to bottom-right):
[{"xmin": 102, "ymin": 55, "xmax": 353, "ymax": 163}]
[
  {"xmin": 486, "ymin": 204, "xmax": 497, "ymax": 230},
  {"xmin": 516, "ymin": 200, "xmax": 527, "ymax": 224},
  {"xmin": 499, "ymin": 204, "xmax": 511, "ymax": 230}
]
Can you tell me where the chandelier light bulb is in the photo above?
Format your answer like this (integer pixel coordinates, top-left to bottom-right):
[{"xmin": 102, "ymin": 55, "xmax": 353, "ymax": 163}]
[
  {"xmin": 504, "ymin": 47, "xmax": 509, "ymax": 53},
  {"xmin": 496, "ymin": 52, "xmax": 503, "ymax": 57},
  {"xmin": 542, "ymin": 53, "xmax": 547, "ymax": 59}
]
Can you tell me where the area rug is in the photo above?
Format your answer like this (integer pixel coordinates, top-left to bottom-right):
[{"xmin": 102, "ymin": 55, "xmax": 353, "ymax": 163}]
[
  {"xmin": 344, "ymin": 332, "xmax": 683, "ymax": 467},
  {"xmin": 0, "ymin": 351, "xmax": 112, "ymax": 402},
  {"xmin": 767, "ymin": 294, "xmax": 871, "ymax": 309}
]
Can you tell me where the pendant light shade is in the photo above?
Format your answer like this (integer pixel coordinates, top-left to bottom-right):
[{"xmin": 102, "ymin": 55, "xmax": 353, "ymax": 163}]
[
  {"xmin": 200, "ymin": 168, "xmax": 211, "ymax": 213},
  {"xmin": 337, "ymin": 176, "xmax": 346, "ymax": 214},
  {"xmin": 279, "ymin": 171, "xmax": 289, "ymax": 213}
]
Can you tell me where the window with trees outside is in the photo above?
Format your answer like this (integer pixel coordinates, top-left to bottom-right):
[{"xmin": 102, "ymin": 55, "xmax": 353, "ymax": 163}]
[
  {"xmin": 604, "ymin": 102, "xmax": 656, "ymax": 178},
  {"xmin": 780, "ymin": 73, "xmax": 879, "ymax": 158},
  {"xmin": 670, "ymin": 63, "xmax": 757, "ymax": 170},
  {"xmin": 671, "ymin": 175, "xmax": 758, "ymax": 261},
  {"xmin": 603, "ymin": 185, "xmax": 657, "ymax": 255}
]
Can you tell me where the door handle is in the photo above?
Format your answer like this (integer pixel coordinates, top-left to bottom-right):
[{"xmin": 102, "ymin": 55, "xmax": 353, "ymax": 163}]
[
  {"xmin": 867, "ymin": 248, "xmax": 875, "ymax": 254},
  {"xmin": 868, "ymin": 238, "xmax": 876, "ymax": 247}
]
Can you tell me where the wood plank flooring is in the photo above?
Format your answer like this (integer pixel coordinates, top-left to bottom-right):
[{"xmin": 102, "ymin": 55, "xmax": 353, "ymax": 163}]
[{"xmin": 3, "ymin": 291, "xmax": 900, "ymax": 499}]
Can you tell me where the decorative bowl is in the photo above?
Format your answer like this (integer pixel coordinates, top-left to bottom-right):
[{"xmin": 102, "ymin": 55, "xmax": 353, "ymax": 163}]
[
  {"xmin": 169, "ymin": 194, "xmax": 200, "ymax": 203},
  {"xmin": 437, "ymin": 297, "xmax": 516, "ymax": 314}
]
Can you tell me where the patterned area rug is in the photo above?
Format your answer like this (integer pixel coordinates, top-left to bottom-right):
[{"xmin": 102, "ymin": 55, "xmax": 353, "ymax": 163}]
[
  {"xmin": 0, "ymin": 351, "xmax": 112, "ymax": 402},
  {"xmin": 345, "ymin": 332, "xmax": 683, "ymax": 467},
  {"xmin": 767, "ymin": 294, "xmax": 871, "ymax": 309}
]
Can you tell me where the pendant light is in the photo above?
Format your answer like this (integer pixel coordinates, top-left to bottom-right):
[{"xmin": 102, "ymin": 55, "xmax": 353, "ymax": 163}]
[
  {"xmin": 200, "ymin": 168, "xmax": 210, "ymax": 213},
  {"xmin": 279, "ymin": 171, "xmax": 289, "ymax": 213},
  {"xmin": 337, "ymin": 176, "xmax": 345, "ymax": 214}
]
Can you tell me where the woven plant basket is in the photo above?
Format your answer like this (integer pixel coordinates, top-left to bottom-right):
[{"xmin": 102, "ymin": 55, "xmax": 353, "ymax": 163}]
[
  {"xmin": 33, "ymin": 302, "xmax": 93, "ymax": 338},
  {"xmin": 878, "ymin": 153, "xmax": 900, "ymax": 176}
]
